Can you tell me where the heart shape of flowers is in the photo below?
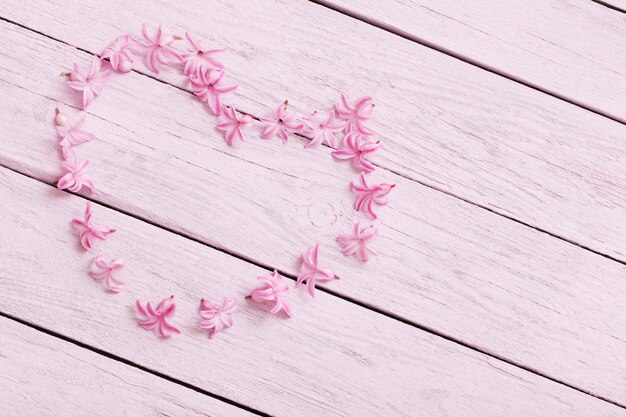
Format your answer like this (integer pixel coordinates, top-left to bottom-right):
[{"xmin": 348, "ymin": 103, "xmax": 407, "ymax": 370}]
[{"xmin": 55, "ymin": 24, "xmax": 395, "ymax": 339}]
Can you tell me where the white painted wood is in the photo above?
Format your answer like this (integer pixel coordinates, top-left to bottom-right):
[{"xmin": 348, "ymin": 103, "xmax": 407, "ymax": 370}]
[
  {"xmin": 318, "ymin": 0, "xmax": 626, "ymax": 121},
  {"xmin": 1, "ymin": 0, "xmax": 625, "ymax": 262},
  {"xmin": 0, "ymin": 317, "xmax": 255, "ymax": 417},
  {"xmin": 0, "ymin": 21, "xmax": 625, "ymax": 403},
  {"xmin": 0, "ymin": 167, "xmax": 624, "ymax": 416}
]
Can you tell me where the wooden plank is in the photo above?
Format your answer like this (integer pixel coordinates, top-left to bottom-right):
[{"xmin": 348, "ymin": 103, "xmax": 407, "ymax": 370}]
[
  {"xmin": 1, "ymin": 0, "xmax": 625, "ymax": 262},
  {"xmin": 0, "ymin": 20, "xmax": 626, "ymax": 403},
  {"xmin": 0, "ymin": 317, "xmax": 256, "ymax": 417},
  {"xmin": 315, "ymin": 0, "xmax": 626, "ymax": 122},
  {"xmin": 0, "ymin": 167, "xmax": 624, "ymax": 417}
]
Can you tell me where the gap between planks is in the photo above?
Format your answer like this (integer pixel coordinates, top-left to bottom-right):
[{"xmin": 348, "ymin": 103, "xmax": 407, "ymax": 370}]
[
  {"xmin": 0, "ymin": 15, "xmax": 623, "ymax": 275},
  {"xmin": 0, "ymin": 311, "xmax": 270, "ymax": 417},
  {"xmin": 592, "ymin": 0, "xmax": 626, "ymax": 13},
  {"xmin": 306, "ymin": 0, "xmax": 626, "ymax": 126},
  {"xmin": 2, "ymin": 147, "xmax": 625, "ymax": 411}
]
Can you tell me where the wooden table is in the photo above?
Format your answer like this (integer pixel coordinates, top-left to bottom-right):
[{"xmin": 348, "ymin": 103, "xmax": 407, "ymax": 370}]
[{"xmin": 1, "ymin": 1, "xmax": 625, "ymax": 415}]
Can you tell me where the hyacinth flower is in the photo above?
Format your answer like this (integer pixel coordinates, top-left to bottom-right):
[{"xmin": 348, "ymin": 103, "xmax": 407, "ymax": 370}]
[
  {"xmin": 66, "ymin": 56, "xmax": 110, "ymax": 110},
  {"xmin": 332, "ymin": 132, "xmax": 381, "ymax": 173},
  {"xmin": 101, "ymin": 34, "xmax": 142, "ymax": 73},
  {"xmin": 89, "ymin": 256, "xmax": 126, "ymax": 292},
  {"xmin": 216, "ymin": 105, "xmax": 254, "ymax": 146},
  {"xmin": 338, "ymin": 222, "xmax": 378, "ymax": 262},
  {"xmin": 136, "ymin": 295, "xmax": 181, "ymax": 338},
  {"xmin": 57, "ymin": 149, "xmax": 96, "ymax": 195},
  {"xmin": 351, "ymin": 173, "xmax": 395, "ymax": 219},
  {"xmin": 302, "ymin": 110, "xmax": 345, "ymax": 148},
  {"xmin": 189, "ymin": 69, "xmax": 237, "ymax": 116},
  {"xmin": 247, "ymin": 270, "xmax": 292, "ymax": 317},
  {"xmin": 198, "ymin": 297, "xmax": 237, "ymax": 339},
  {"xmin": 182, "ymin": 32, "xmax": 225, "ymax": 77},
  {"xmin": 334, "ymin": 94, "xmax": 375, "ymax": 135},
  {"xmin": 296, "ymin": 244, "xmax": 339, "ymax": 298},
  {"xmin": 138, "ymin": 24, "xmax": 183, "ymax": 73},
  {"xmin": 71, "ymin": 201, "xmax": 115, "ymax": 250},
  {"xmin": 260, "ymin": 101, "xmax": 304, "ymax": 144},
  {"xmin": 55, "ymin": 108, "xmax": 95, "ymax": 159}
]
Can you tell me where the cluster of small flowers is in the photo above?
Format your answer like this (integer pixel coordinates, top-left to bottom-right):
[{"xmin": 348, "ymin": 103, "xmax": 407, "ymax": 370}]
[
  {"xmin": 53, "ymin": 24, "xmax": 396, "ymax": 340},
  {"xmin": 255, "ymin": 96, "xmax": 395, "ymax": 263}
]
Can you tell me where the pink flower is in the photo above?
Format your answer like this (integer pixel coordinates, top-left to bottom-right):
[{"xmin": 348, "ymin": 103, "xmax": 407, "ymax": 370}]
[
  {"xmin": 260, "ymin": 102, "xmax": 304, "ymax": 144},
  {"xmin": 198, "ymin": 297, "xmax": 237, "ymax": 339},
  {"xmin": 182, "ymin": 32, "xmax": 225, "ymax": 77},
  {"xmin": 138, "ymin": 24, "xmax": 183, "ymax": 74},
  {"xmin": 89, "ymin": 256, "xmax": 126, "ymax": 292},
  {"xmin": 332, "ymin": 132, "xmax": 381, "ymax": 173},
  {"xmin": 66, "ymin": 56, "xmax": 110, "ymax": 109},
  {"xmin": 101, "ymin": 34, "xmax": 142, "ymax": 73},
  {"xmin": 136, "ymin": 295, "xmax": 181, "ymax": 338},
  {"xmin": 302, "ymin": 111, "xmax": 345, "ymax": 148},
  {"xmin": 189, "ymin": 70, "xmax": 237, "ymax": 116},
  {"xmin": 216, "ymin": 105, "xmax": 254, "ymax": 146},
  {"xmin": 71, "ymin": 201, "xmax": 115, "ymax": 250},
  {"xmin": 351, "ymin": 173, "xmax": 395, "ymax": 219},
  {"xmin": 57, "ymin": 150, "xmax": 95, "ymax": 194},
  {"xmin": 55, "ymin": 109, "xmax": 95, "ymax": 159},
  {"xmin": 248, "ymin": 270, "xmax": 292, "ymax": 317},
  {"xmin": 338, "ymin": 222, "xmax": 378, "ymax": 262},
  {"xmin": 296, "ymin": 244, "xmax": 338, "ymax": 298},
  {"xmin": 334, "ymin": 95, "xmax": 375, "ymax": 135}
]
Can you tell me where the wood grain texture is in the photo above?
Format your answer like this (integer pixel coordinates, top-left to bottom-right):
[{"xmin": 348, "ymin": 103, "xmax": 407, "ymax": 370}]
[
  {"xmin": 1, "ymin": 167, "xmax": 624, "ymax": 417},
  {"xmin": 317, "ymin": 0, "xmax": 626, "ymax": 121},
  {"xmin": 0, "ymin": 20, "xmax": 626, "ymax": 403},
  {"xmin": 1, "ymin": 0, "xmax": 625, "ymax": 263},
  {"xmin": 0, "ymin": 317, "xmax": 255, "ymax": 417}
]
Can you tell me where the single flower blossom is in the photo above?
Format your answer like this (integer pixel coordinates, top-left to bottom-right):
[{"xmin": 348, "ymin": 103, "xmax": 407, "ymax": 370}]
[
  {"xmin": 198, "ymin": 297, "xmax": 237, "ymax": 339},
  {"xmin": 260, "ymin": 102, "xmax": 304, "ymax": 144},
  {"xmin": 338, "ymin": 222, "xmax": 378, "ymax": 262},
  {"xmin": 55, "ymin": 109, "xmax": 95, "ymax": 159},
  {"xmin": 334, "ymin": 94, "xmax": 375, "ymax": 135},
  {"xmin": 296, "ymin": 244, "xmax": 338, "ymax": 298},
  {"xmin": 216, "ymin": 105, "xmax": 254, "ymax": 146},
  {"xmin": 302, "ymin": 111, "xmax": 345, "ymax": 148},
  {"xmin": 332, "ymin": 132, "xmax": 381, "ymax": 173},
  {"xmin": 351, "ymin": 173, "xmax": 395, "ymax": 219},
  {"xmin": 136, "ymin": 295, "xmax": 181, "ymax": 338},
  {"xmin": 101, "ymin": 34, "xmax": 142, "ymax": 73},
  {"xmin": 138, "ymin": 24, "xmax": 183, "ymax": 74},
  {"xmin": 189, "ymin": 69, "xmax": 237, "ymax": 116},
  {"xmin": 71, "ymin": 201, "xmax": 115, "ymax": 250},
  {"xmin": 182, "ymin": 32, "xmax": 225, "ymax": 77},
  {"xmin": 66, "ymin": 56, "xmax": 110, "ymax": 109},
  {"xmin": 248, "ymin": 270, "xmax": 292, "ymax": 317},
  {"xmin": 57, "ymin": 150, "xmax": 96, "ymax": 194},
  {"xmin": 89, "ymin": 256, "xmax": 126, "ymax": 292}
]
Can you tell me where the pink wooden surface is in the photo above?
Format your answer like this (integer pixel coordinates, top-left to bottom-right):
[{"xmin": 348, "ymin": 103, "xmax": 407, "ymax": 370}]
[
  {"xmin": 1, "ymin": 167, "xmax": 624, "ymax": 416},
  {"xmin": 316, "ymin": 0, "xmax": 626, "ymax": 122},
  {"xmin": 2, "ymin": 19, "xmax": 626, "ymax": 403},
  {"xmin": 0, "ymin": 0, "xmax": 625, "ymax": 416},
  {"xmin": 3, "ymin": 0, "xmax": 626, "ymax": 263}
]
